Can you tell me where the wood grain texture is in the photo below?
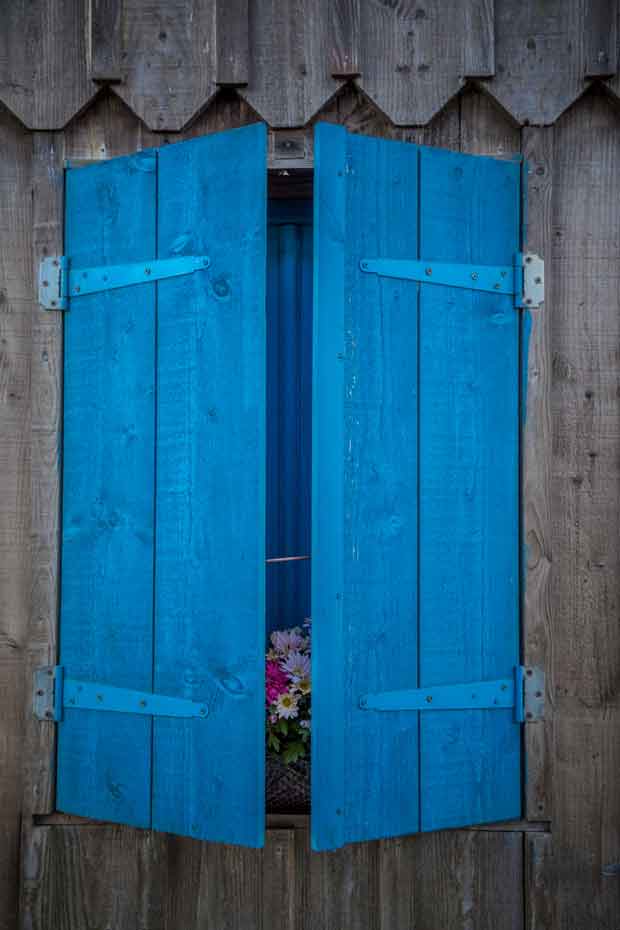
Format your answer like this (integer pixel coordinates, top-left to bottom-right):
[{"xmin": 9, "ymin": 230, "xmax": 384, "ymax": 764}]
[
  {"xmin": 463, "ymin": 0, "xmax": 495, "ymax": 78},
  {"xmin": 58, "ymin": 150, "xmax": 158, "ymax": 826},
  {"xmin": 21, "ymin": 825, "xmax": 526, "ymax": 930},
  {"xmin": 216, "ymin": 0, "xmax": 249, "ymax": 85},
  {"xmin": 154, "ymin": 125, "xmax": 267, "ymax": 845},
  {"xmin": 241, "ymin": 0, "xmax": 339, "ymax": 127},
  {"xmin": 550, "ymin": 89, "xmax": 620, "ymax": 930},
  {"xmin": 330, "ymin": 0, "xmax": 360, "ymax": 77},
  {"xmin": 0, "ymin": 102, "xmax": 32, "ymax": 930},
  {"xmin": 22, "ymin": 133, "xmax": 63, "ymax": 826},
  {"xmin": 379, "ymin": 831, "xmax": 523, "ymax": 930},
  {"xmin": 357, "ymin": 0, "xmax": 465, "ymax": 125},
  {"xmin": 489, "ymin": 0, "xmax": 587, "ymax": 125},
  {"xmin": 525, "ymin": 832, "xmax": 555, "ymax": 930},
  {"xmin": 460, "ymin": 90, "xmax": 554, "ymax": 822},
  {"xmin": 521, "ymin": 127, "xmax": 554, "ymax": 820},
  {"xmin": 584, "ymin": 0, "xmax": 617, "ymax": 77},
  {"xmin": 0, "ymin": 0, "xmax": 95, "ymax": 129},
  {"xmin": 89, "ymin": 0, "xmax": 124, "ymax": 82},
  {"xmin": 419, "ymin": 142, "xmax": 521, "ymax": 831},
  {"xmin": 112, "ymin": 0, "xmax": 217, "ymax": 130},
  {"xmin": 313, "ymin": 126, "xmax": 421, "ymax": 849}
]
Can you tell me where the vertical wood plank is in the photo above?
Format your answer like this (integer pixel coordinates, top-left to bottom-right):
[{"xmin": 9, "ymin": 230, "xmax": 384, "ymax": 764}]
[
  {"xmin": 525, "ymin": 832, "xmax": 555, "ymax": 930},
  {"xmin": 330, "ymin": 0, "xmax": 361, "ymax": 78},
  {"xmin": 302, "ymin": 830, "xmax": 380, "ymax": 930},
  {"xmin": 419, "ymin": 145, "xmax": 521, "ymax": 830},
  {"xmin": 57, "ymin": 151, "xmax": 157, "ymax": 827},
  {"xmin": 263, "ymin": 830, "xmax": 296, "ymax": 930},
  {"xmin": 27, "ymin": 134, "xmax": 63, "ymax": 820},
  {"xmin": 521, "ymin": 126, "xmax": 554, "ymax": 820},
  {"xmin": 89, "ymin": 0, "xmax": 124, "ymax": 82},
  {"xmin": 379, "ymin": 831, "xmax": 523, "ymax": 930},
  {"xmin": 313, "ymin": 125, "xmax": 420, "ymax": 849},
  {"xmin": 154, "ymin": 124, "xmax": 267, "ymax": 845},
  {"xmin": 463, "ymin": 0, "xmax": 495, "ymax": 78},
  {"xmin": 216, "ymin": 0, "xmax": 249, "ymax": 86},
  {"xmin": 551, "ymin": 91, "xmax": 620, "ymax": 930},
  {"xmin": 584, "ymin": 0, "xmax": 618, "ymax": 77},
  {"xmin": 0, "ymin": 101, "xmax": 32, "ymax": 930},
  {"xmin": 311, "ymin": 122, "xmax": 346, "ymax": 852}
]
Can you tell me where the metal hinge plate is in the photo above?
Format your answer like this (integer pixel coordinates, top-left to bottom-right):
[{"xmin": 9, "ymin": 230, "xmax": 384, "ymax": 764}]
[
  {"xmin": 33, "ymin": 666, "xmax": 209, "ymax": 721},
  {"xmin": 39, "ymin": 255, "xmax": 211, "ymax": 310},
  {"xmin": 359, "ymin": 252, "xmax": 544, "ymax": 311},
  {"xmin": 359, "ymin": 665, "xmax": 545, "ymax": 722}
]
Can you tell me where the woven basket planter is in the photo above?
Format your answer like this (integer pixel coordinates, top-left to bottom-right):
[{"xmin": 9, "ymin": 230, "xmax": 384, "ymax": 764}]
[{"xmin": 266, "ymin": 754, "xmax": 310, "ymax": 813}]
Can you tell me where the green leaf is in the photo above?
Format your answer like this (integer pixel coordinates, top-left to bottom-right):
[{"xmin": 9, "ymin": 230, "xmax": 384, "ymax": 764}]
[{"xmin": 282, "ymin": 741, "xmax": 306, "ymax": 765}]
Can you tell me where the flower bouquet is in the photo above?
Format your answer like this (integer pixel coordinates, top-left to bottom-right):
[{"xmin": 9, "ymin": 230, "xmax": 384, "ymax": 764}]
[{"xmin": 265, "ymin": 622, "xmax": 311, "ymax": 812}]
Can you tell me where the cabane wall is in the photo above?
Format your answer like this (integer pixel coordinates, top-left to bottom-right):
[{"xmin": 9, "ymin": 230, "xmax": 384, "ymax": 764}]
[{"xmin": 1, "ymin": 2, "xmax": 619, "ymax": 928}]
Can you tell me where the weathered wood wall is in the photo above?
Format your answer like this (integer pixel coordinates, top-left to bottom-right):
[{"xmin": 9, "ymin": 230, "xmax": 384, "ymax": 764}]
[{"xmin": 1, "ymin": 2, "xmax": 619, "ymax": 928}]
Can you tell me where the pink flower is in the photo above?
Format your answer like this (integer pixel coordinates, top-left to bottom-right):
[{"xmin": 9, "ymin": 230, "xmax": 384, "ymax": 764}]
[{"xmin": 266, "ymin": 659, "xmax": 289, "ymax": 705}]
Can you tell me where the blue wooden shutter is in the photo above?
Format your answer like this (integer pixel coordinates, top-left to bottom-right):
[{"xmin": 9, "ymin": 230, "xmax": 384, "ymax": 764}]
[
  {"xmin": 58, "ymin": 123, "xmax": 267, "ymax": 846},
  {"xmin": 312, "ymin": 123, "xmax": 522, "ymax": 850}
]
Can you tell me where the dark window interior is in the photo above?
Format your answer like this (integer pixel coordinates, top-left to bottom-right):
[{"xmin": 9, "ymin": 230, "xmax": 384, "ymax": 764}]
[{"xmin": 266, "ymin": 191, "xmax": 313, "ymax": 636}]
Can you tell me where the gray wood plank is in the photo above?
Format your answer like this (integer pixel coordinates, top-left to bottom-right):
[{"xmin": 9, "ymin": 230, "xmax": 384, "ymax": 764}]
[
  {"xmin": 0, "ymin": 0, "xmax": 95, "ymax": 129},
  {"xmin": 357, "ymin": 0, "xmax": 465, "ymax": 125},
  {"xmin": 89, "ymin": 0, "xmax": 124, "ymax": 82},
  {"xmin": 551, "ymin": 89, "xmax": 620, "ymax": 930},
  {"xmin": 330, "ymin": 0, "xmax": 361, "ymax": 77},
  {"xmin": 262, "ymin": 830, "xmax": 296, "ymax": 930},
  {"xmin": 525, "ymin": 832, "xmax": 555, "ymax": 930},
  {"xmin": 0, "ymin": 103, "xmax": 33, "ymax": 930},
  {"xmin": 240, "ymin": 0, "xmax": 338, "ymax": 127},
  {"xmin": 300, "ymin": 831, "xmax": 379, "ymax": 930},
  {"xmin": 22, "ymin": 132, "xmax": 64, "ymax": 828},
  {"xmin": 216, "ymin": 0, "xmax": 249, "ymax": 85},
  {"xmin": 378, "ymin": 832, "xmax": 523, "ymax": 930},
  {"xmin": 113, "ymin": 0, "xmax": 217, "ymax": 130},
  {"xmin": 584, "ymin": 0, "xmax": 617, "ymax": 77},
  {"xmin": 521, "ymin": 126, "xmax": 554, "ymax": 820},
  {"xmin": 463, "ymin": 0, "xmax": 495, "ymax": 78},
  {"xmin": 489, "ymin": 0, "xmax": 587, "ymax": 125}
]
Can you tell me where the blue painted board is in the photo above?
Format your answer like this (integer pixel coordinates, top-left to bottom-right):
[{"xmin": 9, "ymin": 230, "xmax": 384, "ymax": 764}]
[
  {"xmin": 312, "ymin": 124, "xmax": 420, "ymax": 850},
  {"xmin": 266, "ymin": 201, "xmax": 312, "ymax": 634},
  {"xmin": 418, "ymin": 146, "xmax": 521, "ymax": 830},
  {"xmin": 153, "ymin": 124, "xmax": 267, "ymax": 846},
  {"xmin": 312, "ymin": 123, "xmax": 523, "ymax": 850},
  {"xmin": 58, "ymin": 151, "xmax": 157, "ymax": 826}
]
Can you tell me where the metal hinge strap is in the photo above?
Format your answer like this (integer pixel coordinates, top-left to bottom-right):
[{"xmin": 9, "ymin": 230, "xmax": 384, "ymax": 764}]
[
  {"xmin": 39, "ymin": 255, "xmax": 211, "ymax": 310},
  {"xmin": 33, "ymin": 666, "xmax": 209, "ymax": 721},
  {"xmin": 359, "ymin": 252, "xmax": 544, "ymax": 310},
  {"xmin": 359, "ymin": 665, "xmax": 544, "ymax": 722}
]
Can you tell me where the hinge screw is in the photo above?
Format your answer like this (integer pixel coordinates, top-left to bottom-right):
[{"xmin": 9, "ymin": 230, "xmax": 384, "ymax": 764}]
[
  {"xmin": 42, "ymin": 280, "xmax": 49, "ymax": 287},
  {"xmin": 425, "ymin": 695, "xmax": 433, "ymax": 703},
  {"xmin": 199, "ymin": 707, "xmax": 207, "ymax": 717},
  {"xmin": 425, "ymin": 267, "xmax": 432, "ymax": 276},
  {"xmin": 140, "ymin": 700, "xmax": 147, "ymax": 707},
  {"xmin": 535, "ymin": 277, "xmax": 542, "ymax": 284},
  {"xmin": 471, "ymin": 272, "xmax": 478, "ymax": 281},
  {"xmin": 145, "ymin": 268, "xmax": 151, "ymax": 275},
  {"xmin": 45, "ymin": 711, "xmax": 53, "ymax": 719}
]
